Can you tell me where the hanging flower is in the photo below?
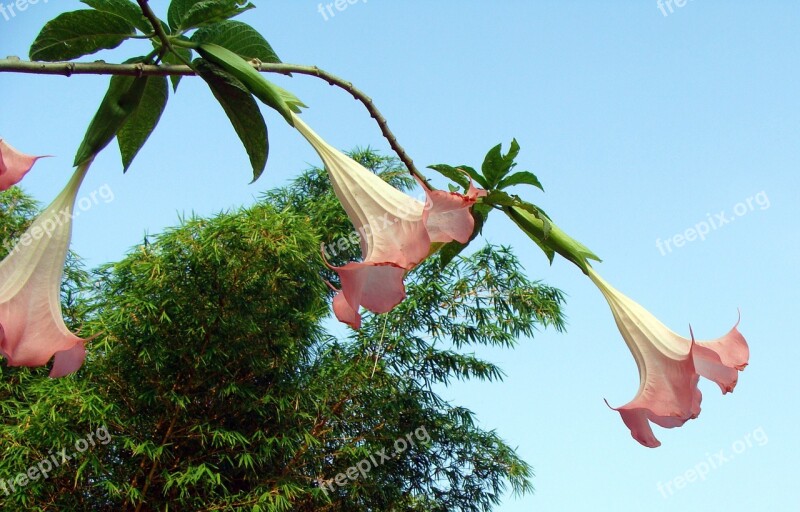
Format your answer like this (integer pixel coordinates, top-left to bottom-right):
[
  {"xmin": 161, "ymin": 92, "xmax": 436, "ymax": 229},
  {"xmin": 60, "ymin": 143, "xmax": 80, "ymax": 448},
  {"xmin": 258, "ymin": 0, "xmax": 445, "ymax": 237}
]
[
  {"xmin": 0, "ymin": 139, "xmax": 46, "ymax": 190},
  {"xmin": 588, "ymin": 268, "xmax": 749, "ymax": 447},
  {"xmin": 292, "ymin": 114, "xmax": 484, "ymax": 328},
  {"xmin": 0, "ymin": 163, "xmax": 92, "ymax": 377}
]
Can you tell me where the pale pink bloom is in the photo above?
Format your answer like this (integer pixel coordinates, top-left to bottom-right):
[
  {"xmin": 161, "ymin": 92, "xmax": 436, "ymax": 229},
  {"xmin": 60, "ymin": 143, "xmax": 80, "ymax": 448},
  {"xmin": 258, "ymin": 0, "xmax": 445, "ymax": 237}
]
[
  {"xmin": 0, "ymin": 139, "xmax": 45, "ymax": 190},
  {"xmin": 588, "ymin": 268, "xmax": 749, "ymax": 448},
  {"xmin": 292, "ymin": 114, "xmax": 483, "ymax": 328},
  {"xmin": 0, "ymin": 164, "xmax": 91, "ymax": 377}
]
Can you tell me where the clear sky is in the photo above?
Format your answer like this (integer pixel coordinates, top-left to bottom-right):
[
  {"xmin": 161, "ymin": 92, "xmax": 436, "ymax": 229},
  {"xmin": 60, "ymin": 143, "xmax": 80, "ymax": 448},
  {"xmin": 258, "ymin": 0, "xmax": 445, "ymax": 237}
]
[{"xmin": 2, "ymin": 1, "xmax": 798, "ymax": 511}]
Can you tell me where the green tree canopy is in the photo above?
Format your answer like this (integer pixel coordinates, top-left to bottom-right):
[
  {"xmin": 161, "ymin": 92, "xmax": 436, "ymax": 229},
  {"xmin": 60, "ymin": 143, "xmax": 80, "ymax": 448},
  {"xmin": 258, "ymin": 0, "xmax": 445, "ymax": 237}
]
[{"xmin": 0, "ymin": 151, "xmax": 565, "ymax": 511}]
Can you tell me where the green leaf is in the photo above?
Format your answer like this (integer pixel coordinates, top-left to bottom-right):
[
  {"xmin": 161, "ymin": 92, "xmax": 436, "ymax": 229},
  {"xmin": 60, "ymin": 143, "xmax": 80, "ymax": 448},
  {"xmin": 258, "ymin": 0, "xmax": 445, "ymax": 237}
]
[
  {"xmin": 168, "ymin": 0, "xmax": 255, "ymax": 32},
  {"xmin": 192, "ymin": 21, "xmax": 281, "ymax": 62},
  {"xmin": 75, "ymin": 65, "xmax": 150, "ymax": 166},
  {"xmin": 481, "ymin": 139, "xmax": 520, "ymax": 189},
  {"xmin": 195, "ymin": 59, "xmax": 269, "ymax": 181},
  {"xmin": 482, "ymin": 190, "xmax": 526, "ymax": 208},
  {"xmin": 496, "ymin": 171, "xmax": 544, "ymax": 191},
  {"xmin": 118, "ymin": 76, "xmax": 169, "ymax": 172},
  {"xmin": 427, "ymin": 165, "xmax": 470, "ymax": 190},
  {"xmin": 457, "ymin": 165, "xmax": 489, "ymax": 189},
  {"xmin": 196, "ymin": 43, "xmax": 301, "ymax": 124},
  {"xmin": 162, "ymin": 46, "xmax": 194, "ymax": 91},
  {"xmin": 29, "ymin": 10, "xmax": 135, "ymax": 62},
  {"xmin": 504, "ymin": 205, "xmax": 601, "ymax": 273},
  {"xmin": 484, "ymin": 191, "xmax": 551, "ymax": 236},
  {"xmin": 80, "ymin": 0, "xmax": 152, "ymax": 33}
]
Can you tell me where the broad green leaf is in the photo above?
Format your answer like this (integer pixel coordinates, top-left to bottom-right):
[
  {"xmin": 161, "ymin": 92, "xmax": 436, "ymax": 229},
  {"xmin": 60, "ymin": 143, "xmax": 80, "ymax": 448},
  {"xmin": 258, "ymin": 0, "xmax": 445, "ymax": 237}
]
[
  {"xmin": 118, "ymin": 76, "xmax": 169, "ymax": 172},
  {"xmin": 457, "ymin": 165, "xmax": 488, "ymax": 189},
  {"xmin": 481, "ymin": 139, "xmax": 520, "ymax": 188},
  {"xmin": 192, "ymin": 21, "xmax": 281, "ymax": 62},
  {"xmin": 29, "ymin": 10, "xmax": 135, "ymax": 62},
  {"xmin": 80, "ymin": 0, "xmax": 152, "ymax": 33},
  {"xmin": 430, "ymin": 164, "xmax": 487, "ymax": 189},
  {"xmin": 195, "ymin": 59, "xmax": 269, "ymax": 181},
  {"xmin": 75, "ymin": 64, "xmax": 149, "ymax": 166},
  {"xmin": 168, "ymin": 0, "xmax": 255, "ymax": 32},
  {"xmin": 161, "ymin": 46, "xmax": 194, "ymax": 91},
  {"xmin": 427, "ymin": 164, "xmax": 470, "ymax": 190},
  {"xmin": 496, "ymin": 171, "xmax": 544, "ymax": 191}
]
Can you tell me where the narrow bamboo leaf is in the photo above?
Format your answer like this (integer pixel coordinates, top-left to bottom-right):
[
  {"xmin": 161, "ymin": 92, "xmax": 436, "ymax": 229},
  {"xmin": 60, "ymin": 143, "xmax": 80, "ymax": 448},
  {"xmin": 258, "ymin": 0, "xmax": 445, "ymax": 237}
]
[
  {"xmin": 168, "ymin": 0, "xmax": 254, "ymax": 32},
  {"xmin": 496, "ymin": 171, "xmax": 544, "ymax": 191},
  {"xmin": 118, "ymin": 76, "xmax": 169, "ymax": 172},
  {"xmin": 195, "ymin": 59, "xmax": 268, "ymax": 181},
  {"xmin": 191, "ymin": 21, "xmax": 281, "ymax": 62},
  {"xmin": 29, "ymin": 10, "xmax": 135, "ymax": 62},
  {"xmin": 75, "ymin": 69, "xmax": 149, "ymax": 166},
  {"xmin": 80, "ymin": 0, "xmax": 152, "ymax": 33}
]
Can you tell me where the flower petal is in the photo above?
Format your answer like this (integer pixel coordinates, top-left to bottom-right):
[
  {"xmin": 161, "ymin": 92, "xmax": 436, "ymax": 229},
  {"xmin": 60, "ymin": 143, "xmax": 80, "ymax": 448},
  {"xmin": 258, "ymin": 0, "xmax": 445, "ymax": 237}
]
[
  {"xmin": 332, "ymin": 290, "xmax": 362, "ymax": 330},
  {"xmin": 50, "ymin": 342, "xmax": 87, "ymax": 378},
  {"xmin": 417, "ymin": 176, "xmax": 486, "ymax": 244},
  {"xmin": 0, "ymin": 165, "xmax": 89, "ymax": 376},
  {"xmin": 334, "ymin": 261, "xmax": 407, "ymax": 314},
  {"xmin": 692, "ymin": 321, "xmax": 749, "ymax": 393},
  {"xmin": 0, "ymin": 139, "xmax": 44, "ymax": 190},
  {"xmin": 292, "ymin": 114, "xmax": 430, "ymax": 268},
  {"xmin": 608, "ymin": 353, "xmax": 701, "ymax": 448},
  {"xmin": 588, "ymin": 268, "xmax": 742, "ymax": 447},
  {"xmin": 424, "ymin": 194, "xmax": 474, "ymax": 244}
]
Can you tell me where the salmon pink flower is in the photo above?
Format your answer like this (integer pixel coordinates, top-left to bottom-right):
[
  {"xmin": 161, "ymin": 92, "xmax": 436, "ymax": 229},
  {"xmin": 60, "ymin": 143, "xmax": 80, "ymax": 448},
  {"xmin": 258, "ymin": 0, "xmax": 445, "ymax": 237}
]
[
  {"xmin": 0, "ymin": 139, "xmax": 46, "ymax": 190},
  {"xmin": 588, "ymin": 268, "xmax": 749, "ymax": 448},
  {"xmin": 292, "ymin": 114, "xmax": 484, "ymax": 328},
  {"xmin": 0, "ymin": 163, "xmax": 92, "ymax": 377}
]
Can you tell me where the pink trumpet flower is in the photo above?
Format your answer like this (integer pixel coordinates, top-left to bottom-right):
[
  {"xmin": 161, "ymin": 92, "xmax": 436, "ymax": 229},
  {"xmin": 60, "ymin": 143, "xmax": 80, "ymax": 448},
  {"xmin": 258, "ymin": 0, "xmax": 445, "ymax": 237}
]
[
  {"xmin": 0, "ymin": 163, "xmax": 92, "ymax": 377},
  {"xmin": 588, "ymin": 268, "xmax": 749, "ymax": 448},
  {"xmin": 0, "ymin": 139, "xmax": 46, "ymax": 190},
  {"xmin": 292, "ymin": 114, "xmax": 484, "ymax": 328}
]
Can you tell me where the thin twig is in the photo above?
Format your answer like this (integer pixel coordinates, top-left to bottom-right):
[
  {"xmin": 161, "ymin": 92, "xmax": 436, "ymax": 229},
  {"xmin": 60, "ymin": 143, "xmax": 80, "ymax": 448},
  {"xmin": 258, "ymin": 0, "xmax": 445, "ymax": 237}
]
[
  {"xmin": 270, "ymin": 64, "xmax": 426, "ymax": 185},
  {"xmin": 371, "ymin": 314, "xmax": 390, "ymax": 378},
  {"xmin": 135, "ymin": 0, "xmax": 172, "ymax": 59},
  {"xmin": 0, "ymin": 58, "xmax": 425, "ymax": 183}
]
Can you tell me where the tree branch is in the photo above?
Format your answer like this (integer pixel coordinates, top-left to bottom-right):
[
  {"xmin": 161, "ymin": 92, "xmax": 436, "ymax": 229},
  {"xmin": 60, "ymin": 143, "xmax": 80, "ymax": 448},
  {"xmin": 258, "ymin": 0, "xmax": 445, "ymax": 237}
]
[{"xmin": 0, "ymin": 58, "xmax": 426, "ymax": 184}]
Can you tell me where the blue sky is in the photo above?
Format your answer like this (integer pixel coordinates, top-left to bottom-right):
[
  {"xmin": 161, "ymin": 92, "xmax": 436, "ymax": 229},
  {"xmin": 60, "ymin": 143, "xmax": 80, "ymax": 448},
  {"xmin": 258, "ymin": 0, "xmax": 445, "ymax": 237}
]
[{"xmin": 2, "ymin": 1, "xmax": 798, "ymax": 510}]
